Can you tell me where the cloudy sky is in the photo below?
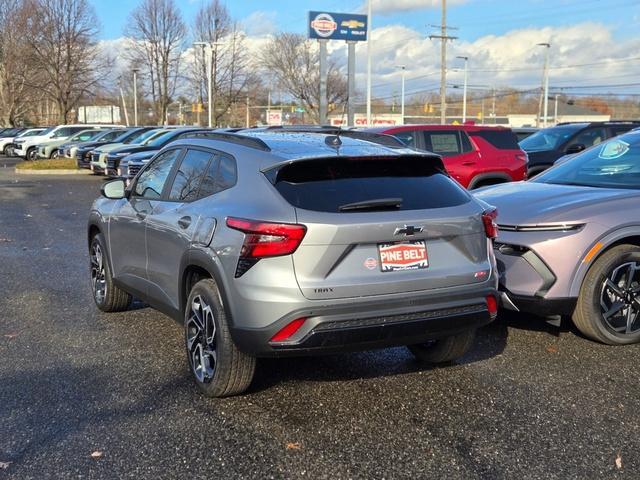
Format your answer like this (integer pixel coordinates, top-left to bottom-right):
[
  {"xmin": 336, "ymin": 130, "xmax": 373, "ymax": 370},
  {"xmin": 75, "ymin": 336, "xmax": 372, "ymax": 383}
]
[{"xmin": 91, "ymin": 0, "xmax": 640, "ymax": 100}]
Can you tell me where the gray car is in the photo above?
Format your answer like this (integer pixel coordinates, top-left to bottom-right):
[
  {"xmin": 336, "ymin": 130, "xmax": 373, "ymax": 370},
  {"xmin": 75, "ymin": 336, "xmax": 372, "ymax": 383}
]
[
  {"xmin": 88, "ymin": 131, "xmax": 499, "ymax": 396},
  {"xmin": 476, "ymin": 130, "xmax": 640, "ymax": 345}
]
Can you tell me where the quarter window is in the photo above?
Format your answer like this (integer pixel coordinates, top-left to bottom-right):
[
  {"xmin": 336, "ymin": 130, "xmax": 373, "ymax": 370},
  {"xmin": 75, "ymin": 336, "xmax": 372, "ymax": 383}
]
[
  {"xmin": 168, "ymin": 149, "xmax": 215, "ymax": 202},
  {"xmin": 134, "ymin": 149, "xmax": 182, "ymax": 199},
  {"xmin": 199, "ymin": 155, "xmax": 237, "ymax": 198}
]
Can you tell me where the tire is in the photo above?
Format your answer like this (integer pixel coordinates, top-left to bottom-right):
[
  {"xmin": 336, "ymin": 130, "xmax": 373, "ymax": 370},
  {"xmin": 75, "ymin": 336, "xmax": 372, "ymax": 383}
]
[
  {"xmin": 51, "ymin": 150, "xmax": 59, "ymax": 159},
  {"xmin": 185, "ymin": 278, "xmax": 256, "ymax": 397},
  {"xmin": 573, "ymin": 244, "xmax": 640, "ymax": 345},
  {"xmin": 26, "ymin": 147, "xmax": 37, "ymax": 161},
  {"xmin": 407, "ymin": 329, "xmax": 476, "ymax": 364},
  {"xmin": 89, "ymin": 233, "xmax": 132, "ymax": 312},
  {"xmin": 3, "ymin": 144, "xmax": 10, "ymax": 156}
]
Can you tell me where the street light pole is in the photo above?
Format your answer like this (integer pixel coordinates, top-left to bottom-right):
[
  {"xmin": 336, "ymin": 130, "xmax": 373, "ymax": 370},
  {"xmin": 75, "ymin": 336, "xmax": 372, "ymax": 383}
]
[
  {"xmin": 538, "ymin": 42, "xmax": 551, "ymax": 128},
  {"xmin": 366, "ymin": 0, "xmax": 372, "ymax": 126},
  {"xmin": 456, "ymin": 56, "xmax": 468, "ymax": 123},
  {"xmin": 132, "ymin": 68, "xmax": 139, "ymax": 126},
  {"xmin": 396, "ymin": 65, "xmax": 406, "ymax": 125},
  {"xmin": 554, "ymin": 93, "xmax": 559, "ymax": 124},
  {"xmin": 193, "ymin": 41, "xmax": 223, "ymax": 128}
]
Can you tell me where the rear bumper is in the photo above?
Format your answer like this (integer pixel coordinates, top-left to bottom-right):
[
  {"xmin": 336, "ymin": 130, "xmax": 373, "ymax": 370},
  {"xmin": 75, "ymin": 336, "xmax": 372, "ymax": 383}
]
[
  {"xmin": 499, "ymin": 290, "xmax": 576, "ymax": 316},
  {"xmin": 230, "ymin": 289, "xmax": 497, "ymax": 357}
]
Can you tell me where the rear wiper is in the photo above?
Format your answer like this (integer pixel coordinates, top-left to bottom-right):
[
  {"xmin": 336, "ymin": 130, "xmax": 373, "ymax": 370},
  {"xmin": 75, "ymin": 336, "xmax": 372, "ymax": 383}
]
[{"xmin": 338, "ymin": 198, "xmax": 403, "ymax": 212}]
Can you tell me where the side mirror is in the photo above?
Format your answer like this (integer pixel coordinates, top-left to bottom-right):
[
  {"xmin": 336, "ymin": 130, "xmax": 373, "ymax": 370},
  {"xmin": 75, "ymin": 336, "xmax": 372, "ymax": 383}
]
[
  {"xmin": 101, "ymin": 179, "xmax": 126, "ymax": 200},
  {"xmin": 565, "ymin": 143, "xmax": 585, "ymax": 155}
]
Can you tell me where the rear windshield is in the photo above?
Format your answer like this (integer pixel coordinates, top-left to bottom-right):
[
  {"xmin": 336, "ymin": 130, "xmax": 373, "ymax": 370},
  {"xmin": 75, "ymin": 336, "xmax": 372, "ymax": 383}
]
[
  {"xmin": 268, "ymin": 156, "xmax": 470, "ymax": 213},
  {"xmin": 469, "ymin": 129, "xmax": 519, "ymax": 150}
]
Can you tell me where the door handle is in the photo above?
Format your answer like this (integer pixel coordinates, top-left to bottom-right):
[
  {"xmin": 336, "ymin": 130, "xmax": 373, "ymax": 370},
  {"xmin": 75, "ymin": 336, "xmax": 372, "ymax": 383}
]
[
  {"xmin": 178, "ymin": 216, "xmax": 192, "ymax": 229},
  {"xmin": 462, "ymin": 161, "xmax": 476, "ymax": 166}
]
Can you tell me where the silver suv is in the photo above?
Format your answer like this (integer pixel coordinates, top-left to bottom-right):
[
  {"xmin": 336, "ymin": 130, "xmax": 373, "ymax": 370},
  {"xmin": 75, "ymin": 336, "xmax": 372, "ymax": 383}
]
[{"xmin": 88, "ymin": 130, "xmax": 499, "ymax": 397}]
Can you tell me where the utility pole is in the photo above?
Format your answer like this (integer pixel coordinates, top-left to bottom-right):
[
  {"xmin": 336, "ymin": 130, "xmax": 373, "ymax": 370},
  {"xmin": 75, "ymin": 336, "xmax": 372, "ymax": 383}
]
[
  {"xmin": 456, "ymin": 56, "xmax": 468, "ymax": 123},
  {"xmin": 491, "ymin": 87, "xmax": 496, "ymax": 124},
  {"xmin": 132, "ymin": 68, "xmax": 139, "ymax": 126},
  {"xmin": 537, "ymin": 42, "xmax": 551, "ymax": 128},
  {"xmin": 429, "ymin": 0, "xmax": 457, "ymax": 125},
  {"xmin": 319, "ymin": 39, "xmax": 328, "ymax": 125},
  {"xmin": 554, "ymin": 93, "xmax": 559, "ymax": 124},
  {"xmin": 366, "ymin": 0, "xmax": 372, "ymax": 126},
  {"xmin": 396, "ymin": 65, "xmax": 406, "ymax": 125},
  {"xmin": 245, "ymin": 96, "xmax": 250, "ymax": 128}
]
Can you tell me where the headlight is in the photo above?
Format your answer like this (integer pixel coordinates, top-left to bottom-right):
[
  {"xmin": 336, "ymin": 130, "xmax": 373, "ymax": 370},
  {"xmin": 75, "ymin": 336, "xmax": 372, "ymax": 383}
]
[{"xmin": 115, "ymin": 152, "xmax": 129, "ymax": 157}]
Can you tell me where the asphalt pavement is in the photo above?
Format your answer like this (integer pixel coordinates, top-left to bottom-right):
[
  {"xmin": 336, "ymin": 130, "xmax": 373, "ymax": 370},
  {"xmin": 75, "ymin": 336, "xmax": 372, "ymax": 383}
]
[{"xmin": 1, "ymin": 156, "xmax": 639, "ymax": 479}]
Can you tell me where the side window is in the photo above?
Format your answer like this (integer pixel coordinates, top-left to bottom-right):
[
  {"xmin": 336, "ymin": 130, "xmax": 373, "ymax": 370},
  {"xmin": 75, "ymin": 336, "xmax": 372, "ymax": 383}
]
[
  {"xmin": 392, "ymin": 130, "xmax": 417, "ymax": 148},
  {"xmin": 134, "ymin": 148, "xmax": 182, "ymax": 199},
  {"xmin": 610, "ymin": 126, "xmax": 633, "ymax": 137},
  {"xmin": 568, "ymin": 127, "xmax": 607, "ymax": 149},
  {"xmin": 199, "ymin": 154, "xmax": 237, "ymax": 198},
  {"xmin": 460, "ymin": 132, "xmax": 474, "ymax": 153},
  {"xmin": 78, "ymin": 132, "xmax": 94, "ymax": 141},
  {"xmin": 422, "ymin": 131, "xmax": 461, "ymax": 157},
  {"xmin": 103, "ymin": 130, "xmax": 123, "ymax": 141},
  {"xmin": 168, "ymin": 149, "xmax": 214, "ymax": 202}
]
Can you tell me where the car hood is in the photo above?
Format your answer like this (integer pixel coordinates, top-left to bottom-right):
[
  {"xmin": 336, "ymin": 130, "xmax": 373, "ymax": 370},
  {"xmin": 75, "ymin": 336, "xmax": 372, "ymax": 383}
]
[
  {"xmin": 474, "ymin": 181, "xmax": 640, "ymax": 225},
  {"xmin": 109, "ymin": 145, "xmax": 152, "ymax": 155}
]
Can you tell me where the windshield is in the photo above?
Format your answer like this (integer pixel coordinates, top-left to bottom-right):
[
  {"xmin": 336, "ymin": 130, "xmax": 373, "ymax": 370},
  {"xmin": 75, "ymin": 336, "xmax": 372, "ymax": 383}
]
[
  {"xmin": 520, "ymin": 125, "xmax": 583, "ymax": 152},
  {"xmin": 125, "ymin": 128, "xmax": 160, "ymax": 144},
  {"xmin": 19, "ymin": 129, "xmax": 45, "ymax": 137},
  {"xmin": 69, "ymin": 130, "xmax": 103, "ymax": 142},
  {"xmin": 30, "ymin": 127, "xmax": 54, "ymax": 137},
  {"xmin": 146, "ymin": 130, "xmax": 176, "ymax": 147},
  {"xmin": 534, "ymin": 134, "xmax": 640, "ymax": 189}
]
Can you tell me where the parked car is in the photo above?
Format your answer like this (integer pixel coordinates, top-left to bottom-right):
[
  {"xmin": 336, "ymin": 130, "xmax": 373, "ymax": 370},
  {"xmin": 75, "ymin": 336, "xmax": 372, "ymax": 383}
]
[
  {"xmin": 366, "ymin": 125, "xmax": 527, "ymax": 189},
  {"xmin": 118, "ymin": 150, "xmax": 156, "ymax": 179},
  {"xmin": 104, "ymin": 128, "xmax": 212, "ymax": 177},
  {"xmin": 0, "ymin": 127, "xmax": 26, "ymax": 138},
  {"xmin": 512, "ymin": 127, "xmax": 538, "ymax": 142},
  {"xmin": 88, "ymin": 130, "xmax": 499, "ymax": 396},
  {"xmin": 14, "ymin": 124, "xmax": 119, "ymax": 160},
  {"xmin": 60, "ymin": 128, "xmax": 127, "ymax": 161},
  {"xmin": 37, "ymin": 128, "xmax": 111, "ymax": 159},
  {"xmin": 520, "ymin": 121, "xmax": 640, "ymax": 177},
  {"xmin": 90, "ymin": 128, "xmax": 165, "ymax": 174},
  {"xmin": 77, "ymin": 127, "xmax": 156, "ymax": 169},
  {"xmin": 475, "ymin": 130, "xmax": 640, "ymax": 345},
  {"xmin": 0, "ymin": 128, "xmax": 45, "ymax": 156}
]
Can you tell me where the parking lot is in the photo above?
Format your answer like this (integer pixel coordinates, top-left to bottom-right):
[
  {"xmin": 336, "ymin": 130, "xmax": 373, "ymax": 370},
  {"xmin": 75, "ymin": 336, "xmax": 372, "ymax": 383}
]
[{"xmin": 1, "ymin": 156, "xmax": 639, "ymax": 479}]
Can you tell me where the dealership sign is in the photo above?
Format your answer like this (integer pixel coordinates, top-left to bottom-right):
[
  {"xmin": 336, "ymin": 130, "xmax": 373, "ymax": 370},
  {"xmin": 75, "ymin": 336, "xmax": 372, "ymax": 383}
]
[{"xmin": 308, "ymin": 11, "xmax": 368, "ymax": 41}]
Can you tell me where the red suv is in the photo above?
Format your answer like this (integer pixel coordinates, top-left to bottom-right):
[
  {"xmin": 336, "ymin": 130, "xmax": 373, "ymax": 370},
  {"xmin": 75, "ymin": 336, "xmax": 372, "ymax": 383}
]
[{"xmin": 366, "ymin": 125, "xmax": 527, "ymax": 189}]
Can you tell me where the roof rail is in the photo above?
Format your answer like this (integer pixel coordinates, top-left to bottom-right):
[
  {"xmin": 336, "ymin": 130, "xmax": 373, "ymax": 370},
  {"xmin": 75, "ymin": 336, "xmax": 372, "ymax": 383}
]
[
  {"xmin": 181, "ymin": 131, "xmax": 271, "ymax": 152},
  {"xmin": 261, "ymin": 125, "xmax": 406, "ymax": 148}
]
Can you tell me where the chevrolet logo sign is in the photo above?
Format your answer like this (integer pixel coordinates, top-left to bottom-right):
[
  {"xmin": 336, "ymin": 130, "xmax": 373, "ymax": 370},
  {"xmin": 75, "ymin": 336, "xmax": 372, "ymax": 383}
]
[
  {"xmin": 341, "ymin": 20, "xmax": 365, "ymax": 29},
  {"xmin": 394, "ymin": 225, "xmax": 424, "ymax": 236}
]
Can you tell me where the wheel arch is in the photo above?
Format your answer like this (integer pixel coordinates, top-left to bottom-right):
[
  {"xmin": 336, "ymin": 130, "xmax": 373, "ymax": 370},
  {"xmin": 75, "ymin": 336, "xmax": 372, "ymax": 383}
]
[
  {"xmin": 569, "ymin": 227, "xmax": 640, "ymax": 298},
  {"xmin": 179, "ymin": 248, "xmax": 233, "ymax": 324},
  {"xmin": 468, "ymin": 172, "xmax": 512, "ymax": 190}
]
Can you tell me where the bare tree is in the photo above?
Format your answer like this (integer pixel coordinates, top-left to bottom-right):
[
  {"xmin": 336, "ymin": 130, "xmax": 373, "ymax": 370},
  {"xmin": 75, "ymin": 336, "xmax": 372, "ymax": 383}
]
[
  {"xmin": 22, "ymin": 0, "xmax": 105, "ymax": 123},
  {"xmin": 259, "ymin": 33, "xmax": 348, "ymax": 123},
  {"xmin": 0, "ymin": 0, "xmax": 35, "ymax": 125},
  {"xmin": 126, "ymin": 0, "xmax": 186, "ymax": 124},
  {"xmin": 191, "ymin": 0, "xmax": 258, "ymax": 126}
]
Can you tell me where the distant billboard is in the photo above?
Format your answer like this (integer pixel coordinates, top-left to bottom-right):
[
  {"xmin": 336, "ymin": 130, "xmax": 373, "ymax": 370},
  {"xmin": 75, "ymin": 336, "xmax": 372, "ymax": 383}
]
[{"xmin": 308, "ymin": 11, "xmax": 368, "ymax": 42}]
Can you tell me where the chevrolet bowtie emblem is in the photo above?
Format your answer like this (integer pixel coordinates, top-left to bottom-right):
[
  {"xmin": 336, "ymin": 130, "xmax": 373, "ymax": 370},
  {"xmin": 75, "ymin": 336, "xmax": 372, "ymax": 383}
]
[{"xmin": 394, "ymin": 225, "xmax": 424, "ymax": 236}]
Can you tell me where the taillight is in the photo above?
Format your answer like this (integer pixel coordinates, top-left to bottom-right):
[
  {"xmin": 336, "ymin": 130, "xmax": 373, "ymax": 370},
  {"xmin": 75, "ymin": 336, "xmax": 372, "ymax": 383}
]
[
  {"xmin": 226, "ymin": 217, "xmax": 307, "ymax": 277},
  {"xmin": 516, "ymin": 153, "xmax": 528, "ymax": 165},
  {"xmin": 482, "ymin": 208, "xmax": 498, "ymax": 239},
  {"xmin": 270, "ymin": 317, "xmax": 307, "ymax": 343},
  {"xmin": 486, "ymin": 295, "xmax": 498, "ymax": 317}
]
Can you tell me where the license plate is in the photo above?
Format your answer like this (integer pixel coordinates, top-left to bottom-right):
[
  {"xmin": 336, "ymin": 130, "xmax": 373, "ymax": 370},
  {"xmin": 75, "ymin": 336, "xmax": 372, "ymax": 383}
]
[{"xmin": 378, "ymin": 241, "xmax": 429, "ymax": 272}]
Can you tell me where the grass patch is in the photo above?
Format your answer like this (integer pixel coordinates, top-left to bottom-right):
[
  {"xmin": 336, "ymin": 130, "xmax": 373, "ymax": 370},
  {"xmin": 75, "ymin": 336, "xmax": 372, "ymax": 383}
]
[{"xmin": 16, "ymin": 158, "xmax": 78, "ymax": 170}]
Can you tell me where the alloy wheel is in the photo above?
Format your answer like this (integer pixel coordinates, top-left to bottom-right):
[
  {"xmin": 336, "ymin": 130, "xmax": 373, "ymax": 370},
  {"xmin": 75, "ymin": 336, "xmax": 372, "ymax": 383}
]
[
  {"xmin": 90, "ymin": 241, "xmax": 106, "ymax": 304},
  {"xmin": 186, "ymin": 295, "xmax": 217, "ymax": 383},
  {"xmin": 600, "ymin": 261, "xmax": 640, "ymax": 334}
]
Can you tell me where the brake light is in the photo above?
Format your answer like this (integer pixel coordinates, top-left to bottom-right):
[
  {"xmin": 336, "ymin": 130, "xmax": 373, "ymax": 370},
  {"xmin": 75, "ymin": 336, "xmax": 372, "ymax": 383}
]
[
  {"xmin": 482, "ymin": 208, "xmax": 499, "ymax": 239},
  {"xmin": 486, "ymin": 295, "xmax": 498, "ymax": 316},
  {"xmin": 226, "ymin": 217, "xmax": 307, "ymax": 258},
  {"xmin": 270, "ymin": 318, "xmax": 306, "ymax": 343}
]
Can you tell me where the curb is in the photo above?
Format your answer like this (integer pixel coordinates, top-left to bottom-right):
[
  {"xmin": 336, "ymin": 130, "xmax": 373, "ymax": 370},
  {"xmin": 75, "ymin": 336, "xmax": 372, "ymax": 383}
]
[{"xmin": 15, "ymin": 168, "xmax": 93, "ymax": 175}]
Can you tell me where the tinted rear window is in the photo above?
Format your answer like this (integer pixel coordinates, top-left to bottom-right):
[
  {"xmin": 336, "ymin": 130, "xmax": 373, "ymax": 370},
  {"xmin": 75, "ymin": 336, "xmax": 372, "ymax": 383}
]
[
  {"xmin": 269, "ymin": 157, "xmax": 469, "ymax": 213},
  {"xmin": 469, "ymin": 129, "xmax": 519, "ymax": 150}
]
